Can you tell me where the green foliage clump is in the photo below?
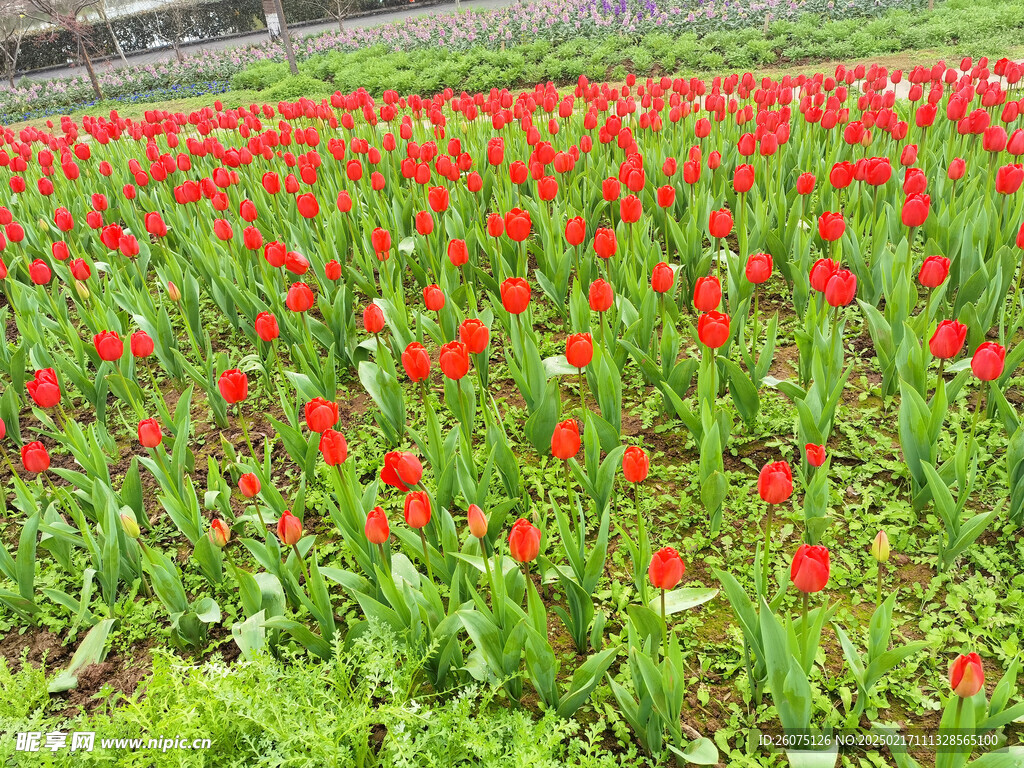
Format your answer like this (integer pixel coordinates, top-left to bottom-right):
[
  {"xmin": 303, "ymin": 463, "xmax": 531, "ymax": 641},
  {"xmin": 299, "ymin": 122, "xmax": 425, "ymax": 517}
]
[{"xmin": 229, "ymin": 61, "xmax": 292, "ymax": 92}]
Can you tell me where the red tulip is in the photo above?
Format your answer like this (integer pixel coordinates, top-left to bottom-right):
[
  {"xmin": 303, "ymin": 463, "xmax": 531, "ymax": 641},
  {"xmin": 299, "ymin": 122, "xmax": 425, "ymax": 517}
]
[
  {"xmin": 949, "ymin": 653, "xmax": 985, "ymax": 698},
  {"xmin": 277, "ymin": 510, "xmax": 302, "ymax": 546},
  {"xmin": 809, "ymin": 258, "xmax": 839, "ymax": 293},
  {"xmin": 319, "ymin": 428, "xmax": 348, "ymax": 465},
  {"xmin": 708, "ymin": 208, "xmax": 733, "ymax": 239},
  {"xmin": 551, "ymin": 418, "xmax": 581, "ymax": 460},
  {"xmin": 901, "ymin": 194, "xmax": 931, "ymax": 227},
  {"xmin": 648, "ymin": 546, "xmax": 685, "ymax": 590},
  {"xmin": 324, "ymin": 260, "xmax": 342, "ymax": 281},
  {"xmin": 447, "ymin": 239, "xmax": 469, "ymax": 267},
  {"xmin": 218, "ymin": 369, "xmax": 248, "ymax": 404},
  {"xmin": 565, "ymin": 333, "xmax": 593, "ymax": 369},
  {"xmin": 657, "ymin": 185, "xmax": 676, "ymax": 208},
  {"xmin": 930, "ymin": 320, "xmax": 968, "ymax": 360},
  {"xmin": 256, "ymin": 311, "xmax": 280, "ymax": 341},
  {"xmin": 467, "ymin": 504, "xmax": 488, "ymax": 539},
  {"xmin": 995, "ymin": 164, "xmax": 1024, "ymax": 195},
  {"xmin": 622, "ymin": 446, "xmax": 649, "ymax": 483},
  {"xmin": 402, "ymin": 342, "xmax": 431, "ymax": 382},
  {"xmin": 439, "ymin": 340, "xmax": 470, "ymax": 380},
  {"xmin": 52, "ymin": 242, "xmax": 70, "ymax": 262},
  {"xmin": 697, "ymin": 311, "xmax": 730, "ymax": 349},
  {"xmin": 805, "ymin": 444, "xmax": 826, "ymax": 467},
  {"xmin": 824, "ymin": 269, "xmax": 857, "ymax": 307},
  {"xmin": 651, "ymin": 262, "xmax": 675, "ymax": 293},
  {"xmin": 971, "ymin": 342, "xmax": 1006, "ymax": 381},
  {"xmin": 93, "ymin": 331, "xmax": 124, "ymax": 362},
  {"xmin": 589, "ymin": 279, "xmax": 614, "ymax": 312},
  {"xmin": 363, "ymin": 304, "xmax": 385, "ymax": 335},
  {"xmin": 371, "ymin": 228, "xmax": 392, "ymax": 259},
  {"xmin": 27, "ymin": 368, "xmax": 61, "ymax": 408},
  {"xmin": 693, "ymin": 276, "xmax": 721, "ymax": 311},
  {"xmin": 796, "ymin": 172, "xmax": 816, "ymax": 195},
  {"xmin": 362, "ymin": 506, "xmax": 389, "ymax": 545},
  {"xmin": 948, "ymin": 158, "xmax": 966, "ymax": 180},
  {"xmin": 145, "ymin": 212, "xmax": 167, "ymax": 238},
  {"xmin": 745, "ymin": 253, "xmax": 773, "ymax": 285},
  {"xmin": 138, "ymin": 418, "xmax": 163, "ymax": 448},
  {"xmin": 404, "ymin": 491, "xmax": 432, "ymax": 529},
  {"xmin": 125, "ymin": 331, "xmax": 153, "ymax": 360},
  {"xmin": 29, "ymin": 259, "xmax": 51, "ymax": 284},
  {"xmin": 593, "ymin": 227, "xmax": 617, "ymax": 259},
  {"xmin": 758, "ymin": 460, "xmax": 793, "ymax": 504},
  {"xmin": 733, "ymin": 163, "xmax": 755, "ymax": 193},
  {"xmin": 505, "ymin": 208, "xmax": 531, "ymax": 241},
  {"xmin": 423, "ymin": 283, "xmax": 446, "ymax": 311},
  {"xmin": 415, "ymin": 210, "xmax": 434, "ymax": 236},
  {"xmin": 620, "ymin": 194, "xmax": 642, "ymax": 223},
  {"xmin": 508, "ymin": 518, "xmax": 541, "ymax": 563},
  {"xmin": 565, "ymin": 217, "xmax": 586, "ymax": 246},
  {"xmin": 296, "ymin": 193, "xmax": 319, "ymax": 218},
  {"xmin": 305, "ymin": 397, "xmax": 339, "ymax": 433},
  {"xmin": 790, "ymin": 543, "xmax": 830, "ymax": 593},
  {"xmin": 381, "ymin": 451, "xmax": 423, "ymax": 491},
  {"xmin": 20, "ymin": 441, "xmax": 50, "ymax": 473},
  {"xmin": 500, "ymin": 277, "xmax": 531, "ymax": 314},
  {"xmin": 817, "ymin": 212, "xmax": 846, "ymax": 242},
  {"xmin": 428, "ymin": 186, "xmax": 449, "ymax": 212},
  {"xmin": 238, "ymin": 472, "xmax": 261, "ymax": 498},
  {"xmin": 286, "ymin": 282, "xmax": 315, "ymax": 312},
  {"xmin": 919, "ymin": 256, "xmax": 950, "ymax": 288},
  {"xmin": 456, "ymin": 318, "xmax": 488, "ymax": 354}
]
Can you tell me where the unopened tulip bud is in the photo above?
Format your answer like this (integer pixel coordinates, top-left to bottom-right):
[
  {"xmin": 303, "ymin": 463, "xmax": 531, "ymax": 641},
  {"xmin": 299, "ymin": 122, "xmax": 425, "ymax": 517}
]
[
  {"xmin": 209, "ymin": 519, "xmax": 230, "ymax": 548},
  {"xmin": 120, "ymin": 513, "xmax": 141, "ymax": 539},
  {"xmin": 467, "ymin": 504, "xmax": 488, "ymax": 539},
  {"xmin": 871, "ymin": 530, "xmax": 890, "ymax": 562},
  {"xmin": 74, "ymin": 280, "xmax": 90, "ymax": 300},
  {"xmin": 167, "ymin": 281, "xmax": 181, "ymax": 301}
]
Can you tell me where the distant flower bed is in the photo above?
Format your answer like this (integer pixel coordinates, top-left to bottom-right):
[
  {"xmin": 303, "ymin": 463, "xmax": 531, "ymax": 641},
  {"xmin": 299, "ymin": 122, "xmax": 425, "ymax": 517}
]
[{"xmin": 1, "ymin": 0, "xmax": 925, "ymax": 123}]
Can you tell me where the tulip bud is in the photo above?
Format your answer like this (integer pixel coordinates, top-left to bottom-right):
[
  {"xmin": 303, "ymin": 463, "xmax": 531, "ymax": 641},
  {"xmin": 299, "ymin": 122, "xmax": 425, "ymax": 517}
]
[
  {"xmin": 949, "ymin": 653, "xmax": 985, "ymax": 698},
  {"xmin": 167, "ymin": 281, "xmax": 182, "ymax": 301},
  {"xmin": 120, "ymin": 513, "xmax": 141, "ymax": 539},
  {"xmin": 277, "ymin": 510, "xmax": 302, "ymax": 546},
  {"xmin": 74, "ymin": 280, "xmax": 90, "ymax": 300},
  {"xmin": 871, "ymin": 530, "xmax": 890, "ymax": 563},
  {"xmin": 467, "ymin": 504, "xmax": 489, "ymax": 539},
  {"xmin": 209, "ymin": 519, "xmax": 230, "ymax": 548}
]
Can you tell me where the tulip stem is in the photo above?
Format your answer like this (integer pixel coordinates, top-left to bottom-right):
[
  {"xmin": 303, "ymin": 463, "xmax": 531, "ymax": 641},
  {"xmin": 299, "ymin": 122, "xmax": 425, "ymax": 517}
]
[
  {"xmin": 933, "ymin": 359, "xmax": 946, "ymax": 404},
  {"xmin": 291, "ymin": 543, "xmax": 310, "ymax": 585},
  {"xmin": 577, "ymin": 368, "xmax": 586, "ymax": 414},
  {"xmin": 419, "ymin": 528, "xmax": 434, "ymax": 583},
  {"xmin": 563, "ymin": 460, "xmax": 573, "ymax": 505},
  {"xmin": 634, "ymin": 483, "xmax": 649, "ymax": 605},
  {"xmin": 377, "ymin": 542, "xmax": 391, "ymax": 581},
  {"xmin": 660, "ymin": 588, "xmax": 667, "ymax": 648},
  {"xmin": 239, "ymin": 408, "xmax": 257, "ymax": 464},
  {"xmin": 761, "ymin": 505, "xmax": 774, "ymax": 593},
  {"xmin": 876, "ymin": 562, "xmax": 884, "ymax": 609},
  {"xmin": 967, "ymin": 386, "xmax": 985, "ymax": 452}
]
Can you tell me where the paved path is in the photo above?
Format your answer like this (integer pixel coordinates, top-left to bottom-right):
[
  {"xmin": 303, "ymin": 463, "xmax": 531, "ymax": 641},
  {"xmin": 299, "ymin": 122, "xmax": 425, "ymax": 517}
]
[{"xmin": 20, "ymin": 0, "xmax": 515, "ymax": 82}]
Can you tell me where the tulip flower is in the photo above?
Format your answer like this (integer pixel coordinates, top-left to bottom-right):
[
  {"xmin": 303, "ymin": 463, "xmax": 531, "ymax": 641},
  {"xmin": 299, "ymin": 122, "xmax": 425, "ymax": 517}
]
[
  {"xmin": 459, "ymin": 319, "xmax": 490, "ymax": 355},
  {"xmin": 697, "ymin": 311, "xmax": 730, "ymax": 349},
  {"xmin": 365, "ymin": 506, "xmax": 390, "ymax": 546},
  {"xmin": 622, "ymin": 446, "xmax": 649, "ymax": 484},
  {"xmin": 551, "ymin": 418, "xmax": 581, "ymax": 465},
  {"xmin": 948, "ymin": 653, "xmax": 985, "ymax": 698},
  {"xmin": 21, "ymin": 441, "xmax": 50, "ymax": 474},
  {"xmin": 371, "ymin": 228, "xmax": 392, "ymax": 259},
  {"xmin": 130, "ymin": 331, "xmax": 154, "ymax": 358},
  {"xmin": 363, "ymin": 304, "xmax": 385, "ymax": 336},
  {"xmin": 467, "ymin": 504, "xmax": 488, "ymax": 540},
  {"xmin": 901, "ymin": 193, "xmax": 931, "ymax": 229},
  {"xmin": 809, "ymin": 258, "xmax": 839, "ymax": 293},
  {"xmin": 405, "ymin": 490, "xmax": 434, "ymax": 578},
  {"xmin": 500, "ymin": 277, "xmax": 531, "ymax": 315},
  {"xmin": 817, "ymin": 212, "xmax": 845, "ymax": 243},
  {"xmin": 218, "ymin": 369, "xmax": 248, "ymax": 404},
  {"xmin": 380, "ymin": 451, "xmax": 423, "ymax": 492},
  {"xmin": 238, "ymin": 472, "xmax": 261, "ymax": 498},
  {"xmin": 439, "ymin": 340, "xmax": 470, "ymax": 380},
  {"xmin": 27, "ymin": 368, "xmax": 61, "ymax": 409},
  {"xmin": 805, "ymin": 444, "xmax": 826, "ymax": 468},
  {"xmin": 93, "ymin": 331, "xmax": 124, "ymax": 362},
  {"xmin": 209, "ymin": 519, "xmax": 230, "ymax": 549},
  {"xmin": 759, "ymin": 459, "xmax": 793, "ymax": 585},
  {"xmin": 423, "ymin": 284, "xmax": 446, "ymax": 312},
  {"xmin": 651, "ymin": 262, "xmax": 675, "ymax": 294},
  {"xmin": 120, "ymin": 513, "xmax": 141, "ymax": 539},
  {"xmin": 589, "ymin": 279, "xmax": 614, "ymax": 314},
  {"xmin": 305, "ymin": 398, "xmax": 339, "ymax": 433},
  {"xmin": 971, "ymin": 342, "xmax": 1006, "ymax": 381},
  {"xmin": 649, "ymin": 545, "xmax": 685, "ymax": 631},
  {"xmin": 791, "ymin": 543, "xmax": 830, "ymax": 593},
  {"xmin": 447, "ymin": 239, "xmax": 469, "ymax": 267},
  {"xmin": 871, "ymin": 529, "xmax": 890, "ymax": 606},
  {"xmin": 919, "ymin": 256, "xmax": 950, "ymax": 288},
  {"xmin": 137, "ymin": 418, "xmax": 162, "ymax": 448},
  {"xmin": 930, "ymin": 320, "xmax": 967, "ymax": 362},
  {"xmin": 319, "ymin": 429, "xmax": 348, "ymax": 466},
  {"xmin": 593, "ymin": 227, "xmax": 617, "ymax": 259},
  {"xmin": 255, "ymin": 312, "xmax": 280, "ymax": 342},
  {"xmin": 286, "ymin": 282, "xmax": 315, "ymax": 313},
  {"xmin": 277, "ymin": 511, "xmax": 306, "ymax": 578},
  {"xmin": 508, "ymin": 518, "xmax": 541, "ymax": 564},
  {"xmin": 402, "ymin": 342, "xmax": 431, "ymax": 384},
  {"xmin": 824, "ymin": 269, "xmax": 857, "ymax": 307}
]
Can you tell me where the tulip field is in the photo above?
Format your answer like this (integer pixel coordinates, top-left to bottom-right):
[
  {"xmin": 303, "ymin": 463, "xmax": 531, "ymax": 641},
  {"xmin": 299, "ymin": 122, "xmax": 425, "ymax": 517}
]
[{"xmin": 2, "ymin": 54, "xmax": 1024, "ymax": 767}]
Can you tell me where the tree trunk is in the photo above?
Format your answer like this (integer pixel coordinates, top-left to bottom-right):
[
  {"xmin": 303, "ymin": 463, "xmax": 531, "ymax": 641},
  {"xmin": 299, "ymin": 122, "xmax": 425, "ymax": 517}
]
[
  {"xmin": 172, "ymin": 9, "xmax": 185, "ymax": 64},
  {"xmin": 272, "ymin": 0, "xmax": 299, "ymax": 75},
  {"xmin": 98, "ymin": 2, "xmax": 127, "ymax": 64},
  {"xmin": 78, "ymin": 34, "xmax": 103, "ymax": 101}
]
